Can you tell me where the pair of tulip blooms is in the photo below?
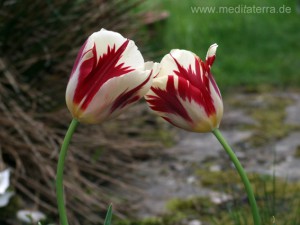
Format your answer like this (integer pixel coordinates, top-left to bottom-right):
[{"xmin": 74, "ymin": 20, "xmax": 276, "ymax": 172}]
[
  {"xmin": 63, "ymin": 29, "xmax": 261, "ymax": 225},
  {"xmin": 66, "ymin": 28, "xmax": 223, "ymax": 133}
]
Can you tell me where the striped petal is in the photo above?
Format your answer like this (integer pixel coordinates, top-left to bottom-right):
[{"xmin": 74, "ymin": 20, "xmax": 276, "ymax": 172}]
[
  {"xmin": 206, "ymin": 43, "xmax": 218, "ymax": 68},
  {"xmin": 76, "ymin": 69, "xmax": 152, "ymax": 124}
]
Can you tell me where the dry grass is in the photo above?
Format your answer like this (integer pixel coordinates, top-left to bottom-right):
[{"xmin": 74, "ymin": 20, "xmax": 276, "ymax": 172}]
[{"xmin": 0, "ymin": 0, "xmax": 167, "ymax": 224}]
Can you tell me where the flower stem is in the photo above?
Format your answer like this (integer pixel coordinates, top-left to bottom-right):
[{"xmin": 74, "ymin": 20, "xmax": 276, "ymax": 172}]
[
  {"xmin": 56, "ymin": 119, "xmax": 79, "ymax": 225},
  {"xmin": 212, "ymin": 128, "xmax": 261, "ymax": 225}
]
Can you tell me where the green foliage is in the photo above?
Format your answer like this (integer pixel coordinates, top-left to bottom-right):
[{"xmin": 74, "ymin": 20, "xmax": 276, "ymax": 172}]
[
  {"xmin": 104, "ymin": 204, "xmax": 113, "ymax": 225},
  {"xmin": 197, "ymin": 169, "xmax": 244, "ymax": 189},
  {"xmin": 150, "ymin": 0, "xmax": 300, "ymax": 91},
  {"xmin": 166, "ymin": 197, "xmax": 216, "ymax": 217}
]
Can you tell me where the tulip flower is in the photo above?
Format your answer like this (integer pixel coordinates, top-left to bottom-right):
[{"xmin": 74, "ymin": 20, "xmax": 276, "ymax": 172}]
[
  {"xmin": 145, "ymin": 44, "xmax": 223, "ymax": 132},
  {"xmin": 58, "ymin": 29, "xmax": 158, "ymax": 225},
  {"xmin": 145, "ymin": 44, "xmax": 261, "ymax": 225},
  {"xmin": 66, "ymin": 28, "xmax": 155, "ymax": 124}
]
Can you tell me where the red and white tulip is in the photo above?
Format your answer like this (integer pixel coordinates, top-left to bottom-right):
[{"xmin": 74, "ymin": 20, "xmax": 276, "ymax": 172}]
[
  {"xmin": 145, "ymin": 44, "xmax": 223, "ymax": 132},
  {"xmin": 66, "ymin": 28, "xmax": 156, "ymax": 124}
]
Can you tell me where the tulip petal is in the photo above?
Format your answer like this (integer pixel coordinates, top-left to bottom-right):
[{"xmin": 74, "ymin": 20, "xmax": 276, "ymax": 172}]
[
  {"xmin": 110, "ymin": 72, "xmax": 151, "ymax": 113},
  {"xmin": 110, "ymin": 62, "xmax": 159, "ymax": 112},
  {"xmin": 77, "ymin": 69, "xmax": 152, "ymax": 124},
  {"xmin": 146, "ymin": 75, "xmax": 192, "ymax": 122},
  {"xmin": 145, "ymin": 61, "xmax": 160, "ymax": 78},
  {"xmin": 156, "ymin": 49, "xmax": 198, "ymax": 78},
  {"xmin": 206, "ymin": 43, "xmax": 218, "ymax": 67},
  {"xmin": 156, "ymin": 49, "xmax": 207, "ymax": 90}
]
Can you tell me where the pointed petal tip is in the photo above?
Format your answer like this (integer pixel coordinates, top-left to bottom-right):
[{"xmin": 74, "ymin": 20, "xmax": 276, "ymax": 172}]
[{"xmin": 206, "ymin": 43, "xmax": 218, "ymax": 59}]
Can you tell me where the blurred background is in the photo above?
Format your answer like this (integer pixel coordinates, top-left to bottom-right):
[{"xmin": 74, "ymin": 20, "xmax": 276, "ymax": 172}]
[{"xmin": 0, "ymin": 0, "xmax": 300, "ymax": 224}]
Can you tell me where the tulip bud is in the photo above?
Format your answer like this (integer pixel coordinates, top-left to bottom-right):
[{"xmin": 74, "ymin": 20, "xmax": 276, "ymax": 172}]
[
  {"xmin": 66, "ymin": 28, "xmax": 156, "ymax": 124},
  {"xmin": 145, "ymin": 44, "xmax": 223, "ymax": 132}
]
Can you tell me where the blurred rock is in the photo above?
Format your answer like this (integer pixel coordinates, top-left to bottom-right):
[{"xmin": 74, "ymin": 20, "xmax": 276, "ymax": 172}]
[
  {"xmin": 209, "ymin": 165, "xmax": 221, "ymax": 172},
  {"xmin": 188, "ymin": 219, "xmax": 202, "ymax": 225},
  {"xmin": 222, "ymin": 109, "xmax": 258, "ymax": 127},
  {"xmin": 285, "ymin": 94, "xmax": 300, "ymax": 126},
  {"xmin": 209, "ymin": 192, "xmax": 232, "ymax": 204}
]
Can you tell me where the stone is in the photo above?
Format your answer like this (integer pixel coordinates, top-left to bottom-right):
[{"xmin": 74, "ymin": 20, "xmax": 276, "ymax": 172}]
[
  {"xmin": 209, "ymin": 165, "xmax": 221, "ymax": 172},
  {"xmin": 187, "ymin": 176, "xmax": 196, "ymax": 184},
  {"xmin": 209, "ymin": 191, "xmax": 232, "ymax": 204},
  {"xmin": 275, "ymin": 132, "xmax": 300, "ymax": 156},
  {"xmin": 174, "ymin": 130, "xmax": 253, "ymax": 162},
  {"xmin": 188, "ymin": 219, "xmax": 202, "ymax": 225},
  {"xmin": 222, "ymin": 109, "xmax": 258, "ymax": 127},
  {"xmin": 285, "ymin": 93, "xmax": 300, "ymax": 126}
]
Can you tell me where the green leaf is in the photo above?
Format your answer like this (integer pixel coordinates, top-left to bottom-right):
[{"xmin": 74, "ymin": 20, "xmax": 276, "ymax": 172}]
[{"xmin": 104, "ymin": 204, "xmax": 113, "ymax": 225}]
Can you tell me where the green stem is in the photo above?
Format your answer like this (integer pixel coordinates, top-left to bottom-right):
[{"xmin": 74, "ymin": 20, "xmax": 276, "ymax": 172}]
[
  {"xmin": 212, "ymin": 128, "xmax": 261, "ymax": 225},
  {"xmin": 56, "ymin": 119, "xmax": 79, "ymax": 225}
]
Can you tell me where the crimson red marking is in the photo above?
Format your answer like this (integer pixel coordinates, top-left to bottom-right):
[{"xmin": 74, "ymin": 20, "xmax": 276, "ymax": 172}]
[
  {"xmin": 171, "ymin": 55, "xmax": 216, "ymax": 117},
  {"xmin": 72, "ymin": 39, "xmax": 134, "ymax": 110},
  {"xmin": 206, "ymin": 55, "xmax": 215, "ymax": 68},
  {"xmin": 147, "ymin": 76, "xmax": 193, "ymax": 123},
  {"xmin": 110, "ymin": 72, "xmax": 152, "ymax": 112},
  {"xmin": 70, "ymin": 40, "xmax": 88, "ymax": 78}
]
